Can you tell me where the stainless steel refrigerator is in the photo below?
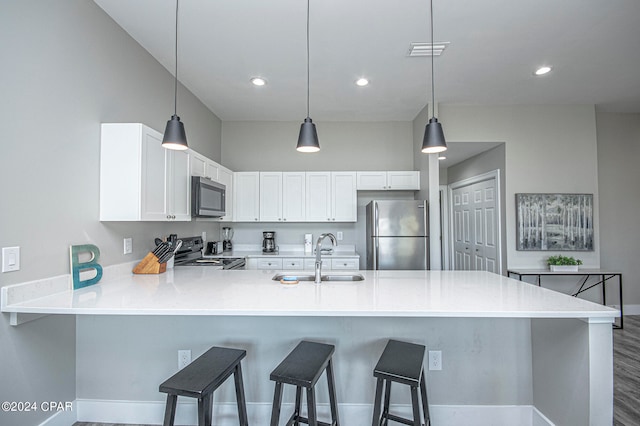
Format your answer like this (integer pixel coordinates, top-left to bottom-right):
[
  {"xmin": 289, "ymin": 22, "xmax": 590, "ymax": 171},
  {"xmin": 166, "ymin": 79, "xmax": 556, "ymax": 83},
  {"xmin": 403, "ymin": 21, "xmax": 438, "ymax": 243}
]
[{"xmin": 366, "ymin": 200, "xmax": 429, "ymax": 270}]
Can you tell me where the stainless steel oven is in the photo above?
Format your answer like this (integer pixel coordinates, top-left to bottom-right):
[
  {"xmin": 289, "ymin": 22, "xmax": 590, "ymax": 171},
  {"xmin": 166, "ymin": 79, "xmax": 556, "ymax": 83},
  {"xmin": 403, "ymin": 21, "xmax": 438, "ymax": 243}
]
[{"xmin": 173, "ymin": 236, "xmax": 245, "ymax": 269}]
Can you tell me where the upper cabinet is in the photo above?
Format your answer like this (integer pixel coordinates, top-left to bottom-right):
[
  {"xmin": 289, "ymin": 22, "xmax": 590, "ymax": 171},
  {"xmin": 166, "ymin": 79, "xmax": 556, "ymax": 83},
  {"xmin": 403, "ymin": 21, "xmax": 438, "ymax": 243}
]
[
  {"xmin": 190, "ymin": 150, "xmax": 219, "ymax": 181},
  {"xmin": 259, "ymin": 172, "xmax": 306, "ymax": 222},
  {"xmin": 100, "ymin": 123, "xmax": 190, "ymax": 221},
  {"xmin": 234, "ymin": 172, "xmax": 260, "ymax": 222},
  {"xmin": 356, "ymin": 171, "xmax": 420, "ymax": 190},
  {"xmin": 216, "ymin": 166, "xmax": 234, "ymax": 222},
  {"xmin": 234, "ymin": 171, "xmax": 356, "ymax": 222},
  {"xmin": 306, "ymin": 172, "xmax": 357, "ymax": 222}
]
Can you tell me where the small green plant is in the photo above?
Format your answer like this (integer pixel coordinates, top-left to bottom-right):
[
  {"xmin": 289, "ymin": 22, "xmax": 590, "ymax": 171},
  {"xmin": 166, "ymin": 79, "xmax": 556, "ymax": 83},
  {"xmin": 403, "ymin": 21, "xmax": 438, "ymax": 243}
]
[{"xmin": 546, "ymin": 255, "xmax": 583, "ymax": 266}]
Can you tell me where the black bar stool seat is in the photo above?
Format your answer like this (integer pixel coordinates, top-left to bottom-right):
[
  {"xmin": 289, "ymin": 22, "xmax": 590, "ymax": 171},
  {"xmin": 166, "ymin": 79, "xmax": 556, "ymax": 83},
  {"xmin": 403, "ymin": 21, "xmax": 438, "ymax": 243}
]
[
  {"xmin": 372, "ymin": 340, "xmax": 430, "ymax": 426},
  {"xmin": 270, "ymin": 340, "xmax": 340, "ymax": 426},
  {"xmin": 159, "ymin": 346, "xmax": 248, "ymax": 426}
]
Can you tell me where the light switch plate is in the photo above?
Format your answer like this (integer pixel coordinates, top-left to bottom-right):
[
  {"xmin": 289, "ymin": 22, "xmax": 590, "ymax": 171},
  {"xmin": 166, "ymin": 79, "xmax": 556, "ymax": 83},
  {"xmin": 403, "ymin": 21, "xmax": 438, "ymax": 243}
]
[{"xmin": 2, "ymin": 246, "xmax": 20, "ymax": 272}]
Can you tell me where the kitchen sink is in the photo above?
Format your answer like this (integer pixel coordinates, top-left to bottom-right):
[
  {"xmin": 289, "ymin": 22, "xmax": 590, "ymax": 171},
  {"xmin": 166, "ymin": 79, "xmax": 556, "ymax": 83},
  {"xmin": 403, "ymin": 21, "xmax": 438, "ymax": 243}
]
[{"xmin": 272, "ymin": 273, "xmax": 365, "ymax": 282}]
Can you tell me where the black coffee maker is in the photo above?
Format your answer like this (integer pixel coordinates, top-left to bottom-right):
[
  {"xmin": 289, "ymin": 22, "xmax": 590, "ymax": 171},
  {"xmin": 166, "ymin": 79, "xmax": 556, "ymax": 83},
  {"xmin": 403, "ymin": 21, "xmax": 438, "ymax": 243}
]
[{"xmin": 262, "ymin": 231, "xmax": 276, "ymax": 253}]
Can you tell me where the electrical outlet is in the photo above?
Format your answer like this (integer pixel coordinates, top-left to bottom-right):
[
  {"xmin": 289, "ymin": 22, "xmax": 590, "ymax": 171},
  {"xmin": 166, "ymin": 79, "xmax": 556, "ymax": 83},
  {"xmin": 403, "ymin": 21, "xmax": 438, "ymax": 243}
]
[
  {"xmin": 337, "ymin": 231, "xmax": 343, "ymax": 241},
  {"xmin": 123, "ymin": 238, "xmax": 133, "ymax": 255},
  {"xmin": 202, "ymin": 231, "xmax": 207, "ymax": 242},
  {"xmin": 178, "ymin": 350, "xmax": 191, "ymax": 370},
  {"xmin": 429, "ymin": 350, "xmax": 442, "ymax": 371}
]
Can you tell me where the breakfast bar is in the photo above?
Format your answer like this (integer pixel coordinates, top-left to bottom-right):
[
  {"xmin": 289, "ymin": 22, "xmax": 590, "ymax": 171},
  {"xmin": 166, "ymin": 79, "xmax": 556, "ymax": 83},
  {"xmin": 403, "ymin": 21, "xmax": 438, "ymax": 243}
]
[{"xmin": 2, "ymin": 268, "xmax": 619, "ymax": 425}]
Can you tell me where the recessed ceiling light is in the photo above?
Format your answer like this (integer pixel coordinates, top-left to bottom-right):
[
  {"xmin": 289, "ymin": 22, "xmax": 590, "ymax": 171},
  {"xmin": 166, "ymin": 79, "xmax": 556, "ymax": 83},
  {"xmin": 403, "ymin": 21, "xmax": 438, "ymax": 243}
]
[
  {"xmin": 355, "ymin": 78, "xmax": 369, "ymax": 87},
  {"xmin": 438, "ymin": 156, "xmax": 446, "ymax": 160},
  {"xmin": 534, "ymin": 66, "xmax": 552, "ymax": 76},
  {"xmin": 250, "ymin": 77, "xmax": 267, "ymax": 86}
]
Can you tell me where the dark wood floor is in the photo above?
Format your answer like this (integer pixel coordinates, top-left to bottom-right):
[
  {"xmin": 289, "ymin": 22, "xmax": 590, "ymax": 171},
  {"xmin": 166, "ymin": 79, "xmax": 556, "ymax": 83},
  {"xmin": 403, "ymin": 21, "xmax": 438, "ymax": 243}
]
[
  {"xmin": 613, "ymin": 315, "xmax": 640, "ymax": 425},
  {"xmin": 72, "ymin": 316, "xmax": 640, "ymax": 426}
]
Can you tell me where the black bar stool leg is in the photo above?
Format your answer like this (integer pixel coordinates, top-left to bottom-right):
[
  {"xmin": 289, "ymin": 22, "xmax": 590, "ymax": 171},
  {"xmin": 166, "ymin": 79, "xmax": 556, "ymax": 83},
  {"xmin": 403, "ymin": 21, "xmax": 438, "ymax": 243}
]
[
  {"xmin": 420, "ymin": 371, "xmax": 430, "ymax": 426},
  {"xmin": 326, "ymin": 359, "xmax": 340, "ymax": 426},
  {"xmin": 410, "ymin": 386, "xmax": 421, "ymax": 426},
  {"xmin": 372, "ymin": 377, "xmax": 384, "ymax": 426},
  {"xmin": 234, "ymin": 363, "xmax": 249, "ymax": 426},
  {"xmin": 271, "ymin": 381, "xmax": 283, "ymax": 426},
  {"xmin": 163, "ymin": 394, "xmax": 177, "ymax": 426},
  {"xmin": 307, "ymin": 386, "xmax": 318, "ymax": 426},
  {"xmin": 294, "ymin": 386, "xmax": 303, "ymax": 425},
  {"xmin": 197, "ymin": 394, "xmax": 212, "ymax": 426},
  {"xmin": 382, "ymin": 380, "xmax": 391, "ymax": 426}
]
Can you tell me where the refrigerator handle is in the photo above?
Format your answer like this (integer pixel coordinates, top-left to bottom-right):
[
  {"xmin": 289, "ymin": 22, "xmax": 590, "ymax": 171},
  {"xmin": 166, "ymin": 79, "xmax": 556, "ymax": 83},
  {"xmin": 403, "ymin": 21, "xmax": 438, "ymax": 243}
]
[
  {"xmin": 374, "ymin": 202, "xmax": 379, "ymax": 270},
  {"xmin": 375, "ymin": 237, "xmax": 380, "ymax": 270}
]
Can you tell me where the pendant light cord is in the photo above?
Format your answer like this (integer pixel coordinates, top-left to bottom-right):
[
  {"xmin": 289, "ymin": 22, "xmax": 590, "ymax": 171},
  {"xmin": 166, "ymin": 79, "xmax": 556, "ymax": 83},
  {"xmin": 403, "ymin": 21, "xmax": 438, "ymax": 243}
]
[
  {"xmin": 306, "ymin": 0, "xmax": 310, "ymax": 118},
  {"xmin": 174, "ymin": 0, "xmax": 179, "ymax": 116},
  {"xmin": 430, "ymin": 0, "xmax": 435, "ymax": 118}
]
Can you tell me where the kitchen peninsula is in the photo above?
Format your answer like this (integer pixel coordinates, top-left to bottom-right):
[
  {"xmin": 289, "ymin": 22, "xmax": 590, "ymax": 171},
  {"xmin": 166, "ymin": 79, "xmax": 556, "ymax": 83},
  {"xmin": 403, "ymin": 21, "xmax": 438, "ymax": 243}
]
[{"xmin": 2, "ymin": 268, "xmax": 617, "ymax": 426}]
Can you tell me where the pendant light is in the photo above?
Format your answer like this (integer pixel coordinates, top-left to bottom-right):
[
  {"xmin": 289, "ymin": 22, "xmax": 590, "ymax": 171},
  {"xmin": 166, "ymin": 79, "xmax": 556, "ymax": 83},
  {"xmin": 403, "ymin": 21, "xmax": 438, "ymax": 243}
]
[
  {"xmin": 296, "ymin": 0, "xmax": 320, "ymax": 153},
  {"xmin": 162, "ymin": 0, "xmax": 188, "ymax": 151},
  {"xmin": 421, "ymin": 0, "xmax": 447, "ymax": 154}
]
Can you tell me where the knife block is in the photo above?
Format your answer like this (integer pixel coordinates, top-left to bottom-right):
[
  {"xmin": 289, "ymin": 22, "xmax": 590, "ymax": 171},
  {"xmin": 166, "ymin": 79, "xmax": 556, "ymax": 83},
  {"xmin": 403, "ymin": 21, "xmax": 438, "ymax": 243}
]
[{"xmin": 133, "ymin": 252, "xmax": 167, "ymax": 274}]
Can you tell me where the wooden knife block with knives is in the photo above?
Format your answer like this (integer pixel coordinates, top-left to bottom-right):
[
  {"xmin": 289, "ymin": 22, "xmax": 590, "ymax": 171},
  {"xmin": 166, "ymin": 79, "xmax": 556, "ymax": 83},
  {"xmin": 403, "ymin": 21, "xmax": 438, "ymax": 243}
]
[
  {"xmin": 133, "ymin": 238, "xmax": 181, "ymax": 274},
  {"xmin": 132, "ymin": 252, "xmax": 167, "ymax": 274}
]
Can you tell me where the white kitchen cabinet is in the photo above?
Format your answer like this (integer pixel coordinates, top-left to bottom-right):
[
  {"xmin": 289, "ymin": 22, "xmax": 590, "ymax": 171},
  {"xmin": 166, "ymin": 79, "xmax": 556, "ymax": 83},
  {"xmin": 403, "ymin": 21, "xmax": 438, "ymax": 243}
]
[
  {"xmin": 332, "ymin": 172, "xmax": 357, "ymax": 221},
  {"xmin": 234, "ymin": 172, "xmax": 260, "ymax": 222},
  {"xmin": 303, "ymin": 258, "xmax": 330, "ymax": 270},
  {"xmin": 282, "ymin": 258, "xmax": 304, "ymax": 270},
  {"xmin": 100, "ymin": 123, "xmax": 190, "ymax": 221},
  {"xmin": 282, "ymin": 172, "xmax": 306, "ymax": 221},
  {"xmin": 305, "ymin": 172, "xmax": 332, "ymax": 221},
  {"xmin": 331, "ymin": 258, "xmax": 359, "ymax": 270},
  {"xmin": 217, "ymin": 166, "xmax": 233, "ymax": 222},
  {"xmin": 189, "ymin": 151, "xmax": 219, "ymax": 181},
  {"xmin": 356, "ymin": 171, "xmax": 420, "ymax": 190},
  {"xmin": 305, "ymin": 172, "xmax": 357, "ymax": 222},
  {"xmin": 256, "ymin": 258, "xmax": 284, "ymax": 270},
  {"xmin": 259, "ymin": 172, "xmax": 283, "ymax": 222}
]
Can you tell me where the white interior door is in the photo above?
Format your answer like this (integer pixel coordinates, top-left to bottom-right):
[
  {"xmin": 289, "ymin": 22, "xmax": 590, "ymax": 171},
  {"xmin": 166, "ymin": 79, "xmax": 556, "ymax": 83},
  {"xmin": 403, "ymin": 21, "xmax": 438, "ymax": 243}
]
[{"xmin": 450, "ymin": 172, "xmax": 501, "ymax": 273}]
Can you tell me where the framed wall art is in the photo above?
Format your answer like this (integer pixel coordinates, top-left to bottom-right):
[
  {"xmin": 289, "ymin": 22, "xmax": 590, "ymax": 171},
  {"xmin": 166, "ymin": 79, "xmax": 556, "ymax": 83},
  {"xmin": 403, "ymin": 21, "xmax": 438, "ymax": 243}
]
[{"xmin": 516, "ymin": 193, "xmax": 594, "ymax": 251}]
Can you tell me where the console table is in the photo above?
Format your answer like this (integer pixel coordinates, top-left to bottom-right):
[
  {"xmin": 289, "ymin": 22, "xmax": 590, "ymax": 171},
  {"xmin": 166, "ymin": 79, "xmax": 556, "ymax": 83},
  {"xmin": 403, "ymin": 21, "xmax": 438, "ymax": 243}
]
[{"xmin": 507, "ymin": 268, "xmax": 623, "ymax": 329}]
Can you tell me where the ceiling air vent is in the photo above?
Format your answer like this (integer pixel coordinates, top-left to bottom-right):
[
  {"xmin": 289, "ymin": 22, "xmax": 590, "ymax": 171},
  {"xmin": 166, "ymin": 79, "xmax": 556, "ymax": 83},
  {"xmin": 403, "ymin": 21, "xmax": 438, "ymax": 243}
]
[{"xmin": 408, "ymin": 42, "xmax": 450, "ymax": 57}]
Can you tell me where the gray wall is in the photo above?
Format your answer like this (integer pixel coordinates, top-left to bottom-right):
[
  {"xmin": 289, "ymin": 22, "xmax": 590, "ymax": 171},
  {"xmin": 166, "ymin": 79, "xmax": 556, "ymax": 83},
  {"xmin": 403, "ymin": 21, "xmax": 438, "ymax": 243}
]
[
  {"xmin": 222, "ymin": 121, "xmax": 413, "ymax": 171},
  {"xmin": 436, "ymin": 104, "xmax": 600, "ymax": 270},
  {"xmin": 596, "ymin": 112, "xmax": 640, "ymax": 311},
  {"xmin": 0, "ymin": 1, "xmax": 222, "ymax": 424}
]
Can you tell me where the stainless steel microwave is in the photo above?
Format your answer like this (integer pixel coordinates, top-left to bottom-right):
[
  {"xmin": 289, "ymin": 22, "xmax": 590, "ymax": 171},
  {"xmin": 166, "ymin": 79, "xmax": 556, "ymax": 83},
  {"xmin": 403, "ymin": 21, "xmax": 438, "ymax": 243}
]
[{"xmin": 191, "ymin": 176, "xmax": 226, "ymax": 218}]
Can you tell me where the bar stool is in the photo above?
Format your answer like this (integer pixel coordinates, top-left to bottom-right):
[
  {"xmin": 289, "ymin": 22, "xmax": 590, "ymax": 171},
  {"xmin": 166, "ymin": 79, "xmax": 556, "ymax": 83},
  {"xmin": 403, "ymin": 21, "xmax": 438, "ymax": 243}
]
[
  {"xmin": 159, "ymin": 346, "xmax": 248, "ymax": 426},
  {"xmin": 269, "ymin": 340, "xmax": 340, "ymax": 426},
  {"xmin": 371, "ymin": 339, "xmax": 430, "ymax": 426}
]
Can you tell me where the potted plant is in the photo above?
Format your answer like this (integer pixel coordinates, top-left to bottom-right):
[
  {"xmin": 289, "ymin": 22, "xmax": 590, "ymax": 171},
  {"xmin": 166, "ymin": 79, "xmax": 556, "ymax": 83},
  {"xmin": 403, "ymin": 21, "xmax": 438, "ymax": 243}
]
[{"xmin": 546, "ymin": 255, "xmax": 583, "ymax": 272}]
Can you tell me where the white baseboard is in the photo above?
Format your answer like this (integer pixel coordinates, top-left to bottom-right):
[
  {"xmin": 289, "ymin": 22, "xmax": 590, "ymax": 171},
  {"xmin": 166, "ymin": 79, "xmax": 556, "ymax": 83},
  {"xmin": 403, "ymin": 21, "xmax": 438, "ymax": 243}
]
[
  {"xmin": 52, "ymin": 399, "xmax": 555, "ymax": 426},
  {"xmin": 37, "ymin": 401, "xmax": 77, "ymax": 426},
  {"xmin": 623, "ymin": 304, "xmax": 640, "ymax": 315}
]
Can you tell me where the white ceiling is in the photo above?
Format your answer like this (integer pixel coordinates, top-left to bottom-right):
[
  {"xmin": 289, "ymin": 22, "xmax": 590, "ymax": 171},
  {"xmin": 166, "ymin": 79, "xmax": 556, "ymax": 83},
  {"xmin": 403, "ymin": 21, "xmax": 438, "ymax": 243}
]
[{"xmin": 94, "ymin": 0, "xmax": 640, "ymax": 123}]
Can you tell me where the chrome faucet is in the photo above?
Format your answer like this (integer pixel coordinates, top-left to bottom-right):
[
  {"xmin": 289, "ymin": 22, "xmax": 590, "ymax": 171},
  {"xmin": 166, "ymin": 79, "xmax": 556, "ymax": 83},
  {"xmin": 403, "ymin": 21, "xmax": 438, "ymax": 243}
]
[{"xmin": 315, "ymin": 233, "xmax": 337, "ymax": 283}]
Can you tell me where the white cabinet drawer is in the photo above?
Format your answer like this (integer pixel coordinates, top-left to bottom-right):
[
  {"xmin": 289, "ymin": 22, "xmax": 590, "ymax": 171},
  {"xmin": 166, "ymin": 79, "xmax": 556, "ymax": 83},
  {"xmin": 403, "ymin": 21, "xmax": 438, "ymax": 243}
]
[
  {"xmin": 331, "ymin": 258, "xmax": 359, "ymax": 270},
  {"xmin": 282, "ymin": 258, "xmax": 304, "ymax": 270},
  {"xmin": 257, "ymin": 258, "xmax": 283, "ymax": 270},
  {"xmin": 303, "ymin": 259, "xmax": 330, "ymax": 270}
]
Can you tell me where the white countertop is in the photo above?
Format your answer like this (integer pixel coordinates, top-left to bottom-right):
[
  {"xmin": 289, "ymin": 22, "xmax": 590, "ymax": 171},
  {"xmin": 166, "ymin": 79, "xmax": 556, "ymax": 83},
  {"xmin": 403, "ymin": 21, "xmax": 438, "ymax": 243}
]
[{"xmin": 1, "ymin": 269, "xmax": 619, "ymax": 320}]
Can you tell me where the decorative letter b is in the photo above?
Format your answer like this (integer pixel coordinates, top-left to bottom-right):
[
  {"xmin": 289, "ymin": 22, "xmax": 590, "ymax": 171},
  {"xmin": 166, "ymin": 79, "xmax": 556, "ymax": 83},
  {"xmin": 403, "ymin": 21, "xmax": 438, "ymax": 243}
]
[{"xmin": 70, "ymin": 244, "xmax": 103, "ymax": 290}]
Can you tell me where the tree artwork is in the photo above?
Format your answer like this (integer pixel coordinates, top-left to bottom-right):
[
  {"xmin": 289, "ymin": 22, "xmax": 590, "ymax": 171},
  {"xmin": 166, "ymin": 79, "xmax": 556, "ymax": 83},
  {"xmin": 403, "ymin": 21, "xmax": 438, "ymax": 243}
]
[{"xmin": 516, "ymin": 193, "xmax": 594, "ymax": 251}]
